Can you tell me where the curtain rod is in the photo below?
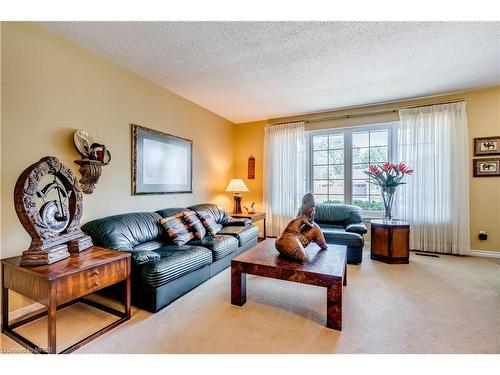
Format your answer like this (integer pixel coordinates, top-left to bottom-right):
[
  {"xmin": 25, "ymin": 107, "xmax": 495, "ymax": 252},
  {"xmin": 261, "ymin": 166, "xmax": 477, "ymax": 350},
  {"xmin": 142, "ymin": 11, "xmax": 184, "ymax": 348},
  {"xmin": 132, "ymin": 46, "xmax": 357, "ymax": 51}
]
[{"xmin": 269, "ymin": 98, "xmax": 466, "ymax": 126}]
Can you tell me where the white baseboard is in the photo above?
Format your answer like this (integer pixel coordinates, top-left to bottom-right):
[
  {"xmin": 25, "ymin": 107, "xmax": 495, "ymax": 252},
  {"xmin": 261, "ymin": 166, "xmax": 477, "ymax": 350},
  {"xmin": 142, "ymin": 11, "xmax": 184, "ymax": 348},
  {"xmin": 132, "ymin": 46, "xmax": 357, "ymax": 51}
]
[
  {"xmin": 467, "ymin": 249, "xmax": 500, "ymax": 258},
  {"xmin": 362, "ymin": 243, "xmax": 500, "ymax": 258}
]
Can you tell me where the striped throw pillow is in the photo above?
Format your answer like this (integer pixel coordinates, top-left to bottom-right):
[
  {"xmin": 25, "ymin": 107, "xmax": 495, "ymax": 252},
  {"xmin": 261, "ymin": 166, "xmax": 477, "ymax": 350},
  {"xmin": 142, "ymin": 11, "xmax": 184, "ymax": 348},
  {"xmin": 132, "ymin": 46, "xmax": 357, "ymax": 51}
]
[
  {"xmin": 182, "ymin": 211, "xmax": 206, "ymax": 239},
  {"xmin": 196, "ymin": 210, "xmax": 220, "ymax": 237},
  {"xmin": 159, "ymin": 214, "xmax": 194, "ymax": 245}
]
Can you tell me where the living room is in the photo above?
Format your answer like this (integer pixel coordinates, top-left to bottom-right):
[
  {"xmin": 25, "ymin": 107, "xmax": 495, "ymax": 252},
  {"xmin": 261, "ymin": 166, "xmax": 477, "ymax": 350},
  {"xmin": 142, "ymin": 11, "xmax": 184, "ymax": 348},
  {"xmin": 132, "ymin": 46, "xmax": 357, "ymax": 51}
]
[{"xmin": 1, "ymin": 1, "xmax": 499, "ymax": 372}]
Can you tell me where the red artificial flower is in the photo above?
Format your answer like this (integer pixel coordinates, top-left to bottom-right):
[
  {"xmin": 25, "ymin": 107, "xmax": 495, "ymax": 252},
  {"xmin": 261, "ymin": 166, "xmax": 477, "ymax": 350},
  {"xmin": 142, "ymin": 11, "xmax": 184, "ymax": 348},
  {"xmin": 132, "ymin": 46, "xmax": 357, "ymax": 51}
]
[
  {"xmin": 369, "ymin": 165, "xmax": 381, "ymax": 174},
  {"xmin": 381, "ymin": 162, "xmax": 393, "ymax": 172},
  {"xmin": 395, "ymin": 162, "xmax": 406, "ymax": 173}
]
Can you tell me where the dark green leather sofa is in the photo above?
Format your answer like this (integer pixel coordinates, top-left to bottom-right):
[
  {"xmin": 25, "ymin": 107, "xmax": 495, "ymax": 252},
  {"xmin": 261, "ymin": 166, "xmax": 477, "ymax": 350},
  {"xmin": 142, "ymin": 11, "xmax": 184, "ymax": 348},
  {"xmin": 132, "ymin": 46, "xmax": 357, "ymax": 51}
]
[
  {"xmin": 315, "ymin": 203, "xmax": 367, "ymax": 264},
  {"xmin": 82, "ymin": 204, "xmax": 258, "ymax": 312}
]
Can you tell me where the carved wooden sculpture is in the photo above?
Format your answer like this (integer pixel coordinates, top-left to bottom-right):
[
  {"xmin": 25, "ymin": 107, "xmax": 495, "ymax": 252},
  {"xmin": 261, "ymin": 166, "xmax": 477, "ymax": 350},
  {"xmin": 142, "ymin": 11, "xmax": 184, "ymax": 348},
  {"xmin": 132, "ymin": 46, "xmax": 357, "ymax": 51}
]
[
  {"xmin": 14, "ymin": 156, "xmax": 93, "ymax": 265},
  {"xmin": 275, "ymin": 193, "xmax": 328, "ymax": 262}
]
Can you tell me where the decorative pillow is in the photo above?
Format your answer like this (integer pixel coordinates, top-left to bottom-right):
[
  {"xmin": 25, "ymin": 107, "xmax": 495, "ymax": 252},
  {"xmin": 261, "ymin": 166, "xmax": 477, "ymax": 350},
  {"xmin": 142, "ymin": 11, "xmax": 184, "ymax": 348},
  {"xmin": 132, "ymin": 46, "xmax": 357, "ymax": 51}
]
[
  {"xmin": 159, "ymin": 214, "xmax": 194, "ymax": 245},
  {"xmin": 196, "ymin": 210, "xmax": 220, "ymax": 237},
  {"xmin": 182, "ymin": 211, "xmax": 206, "ymax": 239}
]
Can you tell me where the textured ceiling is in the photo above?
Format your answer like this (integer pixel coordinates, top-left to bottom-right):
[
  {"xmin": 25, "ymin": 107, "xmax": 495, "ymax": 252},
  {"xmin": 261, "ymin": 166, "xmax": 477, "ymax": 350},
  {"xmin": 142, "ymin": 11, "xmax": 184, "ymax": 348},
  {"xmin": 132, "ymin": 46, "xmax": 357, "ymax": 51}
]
[{"xmin": 42, "ymin": 22, "xmax": 500, "ymax": 123}]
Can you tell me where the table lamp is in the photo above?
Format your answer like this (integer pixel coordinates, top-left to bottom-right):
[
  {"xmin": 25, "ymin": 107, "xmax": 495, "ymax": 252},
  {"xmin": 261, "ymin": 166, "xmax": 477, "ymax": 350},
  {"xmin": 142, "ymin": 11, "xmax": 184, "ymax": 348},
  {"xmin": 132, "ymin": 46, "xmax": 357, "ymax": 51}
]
[{"xmin": 225, "ymin": 178, "xmax": 249, "ymax": 214}]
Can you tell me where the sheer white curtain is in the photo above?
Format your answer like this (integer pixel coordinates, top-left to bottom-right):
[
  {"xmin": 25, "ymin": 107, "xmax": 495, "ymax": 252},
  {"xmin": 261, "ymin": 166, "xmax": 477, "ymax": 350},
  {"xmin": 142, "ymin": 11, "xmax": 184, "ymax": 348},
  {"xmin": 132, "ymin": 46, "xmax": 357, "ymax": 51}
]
[
  {"xmin": 264, "ymin": 122, "xmax": 307, "ymax": 237},
  {"xmin": 395, "ymin": 102, "xmax": 470, "ymax": 254}
]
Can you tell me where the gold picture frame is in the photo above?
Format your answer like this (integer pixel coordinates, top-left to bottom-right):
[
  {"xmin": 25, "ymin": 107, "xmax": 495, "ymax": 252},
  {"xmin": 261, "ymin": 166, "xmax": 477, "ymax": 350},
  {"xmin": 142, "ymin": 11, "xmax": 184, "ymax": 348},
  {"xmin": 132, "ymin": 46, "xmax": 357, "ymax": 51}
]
[
  {"xmin": 474, "ymin": 136, "xmax": 500, "ymax": 156},
  {"xmin": 473, "ymin": 158, "xmax": 500, "ymax": 177}
]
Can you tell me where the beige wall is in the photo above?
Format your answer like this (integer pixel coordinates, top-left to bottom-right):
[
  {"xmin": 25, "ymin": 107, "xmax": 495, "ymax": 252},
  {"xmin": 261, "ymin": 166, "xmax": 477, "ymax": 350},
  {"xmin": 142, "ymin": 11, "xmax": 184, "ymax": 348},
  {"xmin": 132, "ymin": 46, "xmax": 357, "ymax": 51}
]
[
  {"xmin": 1, "ymin": 22, "xmax": 236, "ymax": 311},
  {"xmin": 234, "ymin": 120, "xmax": 267, "ymax": 237},
  {"xmin": 234, "ymin": 87, "xmax": 500, "ymax": 252}
]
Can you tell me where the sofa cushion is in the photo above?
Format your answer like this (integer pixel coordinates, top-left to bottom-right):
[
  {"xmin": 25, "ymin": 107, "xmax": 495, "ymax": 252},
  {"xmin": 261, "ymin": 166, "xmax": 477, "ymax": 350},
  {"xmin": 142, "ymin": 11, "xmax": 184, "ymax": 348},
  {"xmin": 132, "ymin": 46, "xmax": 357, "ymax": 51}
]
[
  {"xmin": 316, "ymin": 223, "xmax": 345, "ymax": 230},
  {"xmin": 189, "ymin": 234, "xmax": 238, "ymax": 260},
  {"xmin": 139, "ymin": 245, "xmax": 212, "ymax": 288},
  {"xmin": 133, "ymin": 240, "xmax": 166, "ymax": 252},
  {"xmin": 315, "ymin": 203, "xmax": 364, "ymax": 226},
  {"xmin": 219, "ymin": 225, "xmax": 259, "ymax": 247},
  {"xmin": 196, "ymin": 211, "xmax": 221, "ymax": 236},
  {"xmin": 188, "ymin": 203, "xmax": 232, "ymax": 224},
  {"xmin": 82, "ymin": 212, "xmax": 163, "ymax": 250},
  {"xmin": 159, "ymin": 214, "xmax": 194, "ymax": 245},
  {"xmin": 155, "ymin": 207, "xmax": 188, "ymax": 219},
  {"xmin": 321, "ymin": 227, "xmax": 364, "ymax": 248},
  {"xmin": 182, "ymin": 210, "xmax": 206, "ymax": 239}
]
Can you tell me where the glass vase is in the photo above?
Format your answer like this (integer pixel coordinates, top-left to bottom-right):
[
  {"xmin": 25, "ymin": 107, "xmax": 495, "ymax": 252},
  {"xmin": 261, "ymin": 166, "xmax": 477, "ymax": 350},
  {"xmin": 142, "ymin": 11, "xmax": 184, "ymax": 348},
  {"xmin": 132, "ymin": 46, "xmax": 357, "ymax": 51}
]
[{"xmin": 381, "ymin": 187, "xmax": 396, "ymax": 220}]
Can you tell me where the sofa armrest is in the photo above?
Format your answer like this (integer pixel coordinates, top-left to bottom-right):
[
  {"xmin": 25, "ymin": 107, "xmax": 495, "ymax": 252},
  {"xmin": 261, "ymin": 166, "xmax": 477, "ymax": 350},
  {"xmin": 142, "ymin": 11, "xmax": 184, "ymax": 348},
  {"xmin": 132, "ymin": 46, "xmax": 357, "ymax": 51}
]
[
  {"xmin": 224, "ymin": 218, "xmax": 251, "ymax": 227},
  {"xmin": 345, "ymin": 223, "xmax": 368, "ymax": 235},
  {"xmin": 127, "ymin": 250, "xmax": 161, "ymax": 265}
]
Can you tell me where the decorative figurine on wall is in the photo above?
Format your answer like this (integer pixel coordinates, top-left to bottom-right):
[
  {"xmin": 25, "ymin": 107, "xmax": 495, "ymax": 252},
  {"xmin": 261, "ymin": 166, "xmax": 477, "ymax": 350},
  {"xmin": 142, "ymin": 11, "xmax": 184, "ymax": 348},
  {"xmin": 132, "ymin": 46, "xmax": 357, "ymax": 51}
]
[
  {"xmin": 275, "ymin": 193, "xmax": 328, "ymax": 262},
  {"xmin": 14, "ymin": 156, "xmax": 93, "ymax": 265},
  {"xmin": 73, "ymin": 129, "xmax": 111, "ymax": 194}
]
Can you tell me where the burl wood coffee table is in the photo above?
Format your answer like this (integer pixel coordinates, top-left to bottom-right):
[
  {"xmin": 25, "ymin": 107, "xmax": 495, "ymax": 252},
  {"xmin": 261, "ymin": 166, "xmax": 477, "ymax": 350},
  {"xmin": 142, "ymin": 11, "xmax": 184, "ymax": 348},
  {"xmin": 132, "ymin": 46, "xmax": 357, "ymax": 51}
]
[{"xmin": 231, "ymin": 239, "xmax": 347, "ymax": 330}]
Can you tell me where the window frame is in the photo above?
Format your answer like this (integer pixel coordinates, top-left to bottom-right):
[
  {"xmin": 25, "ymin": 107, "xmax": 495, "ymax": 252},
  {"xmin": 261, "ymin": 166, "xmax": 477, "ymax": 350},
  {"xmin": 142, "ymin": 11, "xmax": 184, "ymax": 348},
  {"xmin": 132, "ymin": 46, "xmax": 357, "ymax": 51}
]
[{"xmin": 307, "ymin": 122, "xmax": 399, "ymax": 218}]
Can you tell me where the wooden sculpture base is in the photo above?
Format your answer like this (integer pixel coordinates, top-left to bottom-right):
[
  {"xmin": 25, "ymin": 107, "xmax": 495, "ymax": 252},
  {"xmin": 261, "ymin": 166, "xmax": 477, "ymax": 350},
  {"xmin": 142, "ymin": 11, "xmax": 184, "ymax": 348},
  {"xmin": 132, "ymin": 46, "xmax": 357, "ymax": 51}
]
[
  {"xmin": 20, "ymin": 244, "xmax": 70, "ymax": 266},
  {"xmin": 68, "ymin": 235, "xmax": 93, "ymax": 253}
]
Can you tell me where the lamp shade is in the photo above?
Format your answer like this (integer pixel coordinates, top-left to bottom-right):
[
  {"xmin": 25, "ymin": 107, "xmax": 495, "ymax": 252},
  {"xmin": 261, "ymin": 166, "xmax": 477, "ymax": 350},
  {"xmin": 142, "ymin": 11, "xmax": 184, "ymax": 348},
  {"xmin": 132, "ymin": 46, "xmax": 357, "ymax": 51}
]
[{"xmin": 225, "ymin": 178, "xmax": 249, "ymax": 193}]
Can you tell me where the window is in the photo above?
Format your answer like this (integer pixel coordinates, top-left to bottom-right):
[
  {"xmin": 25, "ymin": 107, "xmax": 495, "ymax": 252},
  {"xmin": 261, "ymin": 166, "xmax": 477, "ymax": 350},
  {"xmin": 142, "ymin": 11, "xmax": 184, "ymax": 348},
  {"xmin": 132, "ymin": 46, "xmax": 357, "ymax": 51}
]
[
  {"xmin": 311, "ymin": 133, "xmax": 345, "ymax": 204},
  {"xmin": 309, "ymin": 122, "xmax": 398, "ymax": 214}
]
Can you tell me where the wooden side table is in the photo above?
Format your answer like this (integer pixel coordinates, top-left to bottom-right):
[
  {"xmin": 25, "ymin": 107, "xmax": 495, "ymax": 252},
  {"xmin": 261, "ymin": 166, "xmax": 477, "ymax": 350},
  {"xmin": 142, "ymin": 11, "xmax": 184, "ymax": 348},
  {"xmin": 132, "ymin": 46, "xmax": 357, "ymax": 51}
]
[
  {"xmin": 370, "ymin": 219, "xmax": 410, "ymax": 264},
  {"xmin": 231, "ymin": 211, "xmax": 266, "ymax": 239},
  {"xmin": 1, "ymin": 246, "xmax": 131, "ymax": 354}
]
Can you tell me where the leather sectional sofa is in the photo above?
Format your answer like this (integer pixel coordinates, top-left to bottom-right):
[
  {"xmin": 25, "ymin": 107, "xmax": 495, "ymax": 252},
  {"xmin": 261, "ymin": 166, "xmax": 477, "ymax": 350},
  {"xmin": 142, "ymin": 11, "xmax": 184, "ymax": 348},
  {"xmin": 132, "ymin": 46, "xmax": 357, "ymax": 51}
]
[
  {"xmin": 82, "ymin": 203, "xmax": 259, "ymax": 312},
  {"xmin": 314, "ymin": 203, "xmax": 367, "ymax": 264}
]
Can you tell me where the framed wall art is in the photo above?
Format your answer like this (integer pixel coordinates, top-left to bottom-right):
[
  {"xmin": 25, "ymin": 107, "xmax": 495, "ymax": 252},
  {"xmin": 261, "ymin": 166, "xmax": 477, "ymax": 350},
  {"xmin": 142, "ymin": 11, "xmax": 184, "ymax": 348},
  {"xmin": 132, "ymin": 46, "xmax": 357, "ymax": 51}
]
[
  {"xmin": 473, "ymin": 158, "xmax": 500, "ymax": 177},
  {"xmin": 248, "ymin": 155, "xmax": 255, "ymax": 179},
  {"xmin": 473, "ymin": 136, "xmax": 500, "ymax": 156},
  {"xmin": 131, "ymin": 124, "xmax": 192, "ymax": 194}
]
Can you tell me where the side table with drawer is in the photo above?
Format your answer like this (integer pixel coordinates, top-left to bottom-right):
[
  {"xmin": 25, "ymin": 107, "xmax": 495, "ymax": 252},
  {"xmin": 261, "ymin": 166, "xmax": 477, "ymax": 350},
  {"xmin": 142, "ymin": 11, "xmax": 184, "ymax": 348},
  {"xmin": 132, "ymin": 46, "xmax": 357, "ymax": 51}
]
[
  {"xmin": 1, "ymin": 246, "xmax": 131, "ymax": 354},
  {"xmin": 231, "ymin": 211, "xmax": 267, "ymax": 239}
]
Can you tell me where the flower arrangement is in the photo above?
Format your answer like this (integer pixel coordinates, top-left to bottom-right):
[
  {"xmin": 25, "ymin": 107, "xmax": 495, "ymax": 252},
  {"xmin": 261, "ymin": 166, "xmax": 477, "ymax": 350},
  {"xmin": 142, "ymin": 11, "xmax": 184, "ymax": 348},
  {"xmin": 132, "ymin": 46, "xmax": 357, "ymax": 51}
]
[{"xmin": 364, "ymin": 162, "xmax": 413, "ymax": 219}]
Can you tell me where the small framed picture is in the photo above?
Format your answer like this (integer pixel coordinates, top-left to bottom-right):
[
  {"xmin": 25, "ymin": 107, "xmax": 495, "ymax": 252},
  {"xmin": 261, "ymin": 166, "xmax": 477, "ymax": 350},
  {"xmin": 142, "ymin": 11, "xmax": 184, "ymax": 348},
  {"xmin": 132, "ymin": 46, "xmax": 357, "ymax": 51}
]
[
  {"xmin": 473, "ymin": 158, "xmax": 500, "ymax": 177},
  {"xmin": 474, "ymin": 136, "xmax": 500, "ymax": 156}
]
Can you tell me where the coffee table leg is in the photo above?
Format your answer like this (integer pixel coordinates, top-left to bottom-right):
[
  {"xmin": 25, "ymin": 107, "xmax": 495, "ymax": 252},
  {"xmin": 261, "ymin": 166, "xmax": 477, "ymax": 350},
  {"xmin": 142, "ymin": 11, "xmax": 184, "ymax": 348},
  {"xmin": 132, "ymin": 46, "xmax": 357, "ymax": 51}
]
[
  {"xmin": 326, "ymin": 281, "xmax": 342, "ymax": 331},
  {"xmin": 231, "ymin": 266, "xmax": 246, "ymax": 306}
]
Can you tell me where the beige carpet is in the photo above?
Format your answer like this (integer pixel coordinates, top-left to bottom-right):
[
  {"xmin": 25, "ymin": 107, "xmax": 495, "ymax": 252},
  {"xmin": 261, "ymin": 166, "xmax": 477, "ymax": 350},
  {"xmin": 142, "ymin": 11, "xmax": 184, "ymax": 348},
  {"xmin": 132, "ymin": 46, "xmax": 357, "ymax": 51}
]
[{"xmin": 2, "ymin": 249, "xmax": 499, "ymax": 354}]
